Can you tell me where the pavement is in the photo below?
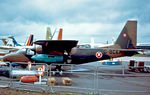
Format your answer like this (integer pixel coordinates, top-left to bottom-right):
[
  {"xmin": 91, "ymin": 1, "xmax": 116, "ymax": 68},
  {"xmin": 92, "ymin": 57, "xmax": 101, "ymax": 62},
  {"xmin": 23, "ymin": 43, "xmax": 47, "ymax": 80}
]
[{"xmin": 0, "ymin": 56, "xmax": 150, "ymax": 95}]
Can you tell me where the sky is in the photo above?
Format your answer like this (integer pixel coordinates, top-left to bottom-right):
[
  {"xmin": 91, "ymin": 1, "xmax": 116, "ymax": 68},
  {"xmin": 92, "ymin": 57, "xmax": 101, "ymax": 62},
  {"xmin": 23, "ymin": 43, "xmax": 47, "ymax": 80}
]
[{"xmin": 0, "ymin": 0, "xmax": 150, "ymax": 45}]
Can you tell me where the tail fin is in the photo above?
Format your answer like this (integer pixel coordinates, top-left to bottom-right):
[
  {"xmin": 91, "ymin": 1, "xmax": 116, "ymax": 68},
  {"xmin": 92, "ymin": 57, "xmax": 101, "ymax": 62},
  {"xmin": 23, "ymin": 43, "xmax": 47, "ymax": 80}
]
[
  {"xmin": 26, "ymin": 34, "xmax": 34, "ymax": 46},
  {"xmin": 1, "ymin": 39, "xmax": 7, "ymax": 46},
  {"xmin": 114, "ymin": 20, "xmax": 137, "ymax": 49},
  {"xmin": 46, "ymin": 27, "xmax": 52, "ymax": 40},
  {"xmin": 90, "ymin": 37, "xmax": 95, "ymax": 48},
  {"xmin": 57, "ymin": 28, "xmax": 63, "ymax": 40},
  {"xmin": 8, "ymin": 36, "xmax": 21, "ymax": 46}
]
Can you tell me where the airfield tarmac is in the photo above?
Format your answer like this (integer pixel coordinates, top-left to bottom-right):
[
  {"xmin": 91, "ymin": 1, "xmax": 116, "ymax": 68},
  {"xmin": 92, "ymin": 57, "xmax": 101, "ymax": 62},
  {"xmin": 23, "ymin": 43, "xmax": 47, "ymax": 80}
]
[{"xmin": 0, "ymin": 56, "xmax": 150, "ymax": 95}]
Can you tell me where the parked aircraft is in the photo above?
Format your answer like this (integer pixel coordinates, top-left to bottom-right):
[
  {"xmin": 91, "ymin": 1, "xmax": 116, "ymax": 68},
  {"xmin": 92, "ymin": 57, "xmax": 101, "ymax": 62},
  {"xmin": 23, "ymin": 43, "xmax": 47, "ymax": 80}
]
[
  {"xmin": 78, "ymin": 37, "xmax": 114, "ymax": 49},
  {"xmin": 46, "ymin": 27, "xmax": 63, "ymax": 40},
  {"xmin": 0, "ymin": 38, "xmax": 8, "ymax": 46},
  {"xmin": 136, "ymin": 43, "xmax": 150, "ymax": 55},
  {"xmin": 3, "ymin": 20, "xmax": 139, "ymax": 71},
  {"xmin": 8, "ymin": 36, "xmax": 22, "ymax": 46},
  {"xmin": 0, "ymin": 34, "xmax": 34, "ymax": 56},
  {"xmin": 46, "ymin": 27, "xmax": 52, "ymax": 40},
  {"xmin": 58, "ymin": 28, "xmax": 63, "ymax": 40}
]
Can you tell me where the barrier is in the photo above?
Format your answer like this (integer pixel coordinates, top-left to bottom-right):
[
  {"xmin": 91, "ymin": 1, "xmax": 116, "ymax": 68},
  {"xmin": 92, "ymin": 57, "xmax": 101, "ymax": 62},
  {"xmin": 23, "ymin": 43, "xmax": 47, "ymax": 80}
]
[
  {"xmin": 0, "ymin": 61, "xmax": 150, "ymax": 95},
  {"xmin": 47, "ymin": 77, "xmax": 56, "ymax": 86},
  {"xmin": 61, "ymin": 77, "xmax": 72, "ymax": 86}
]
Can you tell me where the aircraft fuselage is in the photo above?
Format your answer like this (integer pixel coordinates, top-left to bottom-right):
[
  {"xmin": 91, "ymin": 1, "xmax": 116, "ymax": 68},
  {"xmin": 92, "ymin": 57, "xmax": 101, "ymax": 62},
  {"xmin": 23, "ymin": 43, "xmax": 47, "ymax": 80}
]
[
  {"xmin": 70, "ymin": 47, "xmax": 136, "ymax": 64},
  {"xmin": 3, "ymin": 47, "xmax": 137, "ymax": 65}
]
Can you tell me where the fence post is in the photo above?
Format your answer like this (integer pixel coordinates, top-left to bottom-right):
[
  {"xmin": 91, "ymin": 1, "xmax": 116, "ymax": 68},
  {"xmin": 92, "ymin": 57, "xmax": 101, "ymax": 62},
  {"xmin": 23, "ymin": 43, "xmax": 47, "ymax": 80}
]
[
  {"xmin": 49, "ymin": 64, "xmax": 54, "ymax": 93},
  {"xmin": 122, "ymin": 65, "xmax": 125, "ymax": 75},
  {"xmin": 45, "ymin": 64, "xmax": 49, "ymax": 92},
  {"xmin": 9, "ymin": 62, "xmax": 12, "ymax": 88},
  {"xmin": 94, "ymin": 62, "xmax": 99, "ymax": 95}
]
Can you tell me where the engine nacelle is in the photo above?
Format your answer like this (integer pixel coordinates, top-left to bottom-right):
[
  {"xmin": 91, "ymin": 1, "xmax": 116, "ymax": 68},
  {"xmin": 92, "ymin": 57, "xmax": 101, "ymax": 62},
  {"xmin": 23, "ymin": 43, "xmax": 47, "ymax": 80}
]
[{"xmin": 31, "ymin": 54, "xmax": 63, "ymax": 63}]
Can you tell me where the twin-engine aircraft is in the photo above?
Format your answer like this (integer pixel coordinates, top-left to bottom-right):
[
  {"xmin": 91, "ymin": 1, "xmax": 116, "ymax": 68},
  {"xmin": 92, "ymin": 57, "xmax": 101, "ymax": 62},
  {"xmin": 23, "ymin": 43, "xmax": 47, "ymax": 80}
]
[
  {"xmin": 0, "ymin": 27, "xmax": 62, "ymax": 57},
  {"xmin": 3, "ymin": 21, "xmax": 139, "ymax": 70}
]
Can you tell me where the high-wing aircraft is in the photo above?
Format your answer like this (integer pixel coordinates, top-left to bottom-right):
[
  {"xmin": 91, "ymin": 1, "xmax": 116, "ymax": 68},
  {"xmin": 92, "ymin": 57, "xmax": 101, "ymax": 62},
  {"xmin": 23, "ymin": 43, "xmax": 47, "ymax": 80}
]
[
  {"xmin": 0, "ymin": 27, "xmax": 63, "ymax": 57},
  {"xmin": 3, "ymin": 20, "xmax": 139, "ymax": 71}
]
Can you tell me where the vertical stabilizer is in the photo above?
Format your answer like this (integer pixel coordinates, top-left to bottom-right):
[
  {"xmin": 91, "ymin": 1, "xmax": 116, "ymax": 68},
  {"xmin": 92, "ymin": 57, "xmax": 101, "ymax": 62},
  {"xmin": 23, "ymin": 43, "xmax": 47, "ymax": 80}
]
[
  {"xmin": 46, "ymin": 27, "xmax": 52, "ymax": 40},
  {"xmin": 8, "ymin": 36, "xmax": 21, "ymax": 46},
  {"xmin": 1, "ymin": 39, "xmax": 7, "ymax": 46},
  {"xmin": 90, "ymin": 37, "xmax": 95, "ymax": 48},
  {"xmin": 58, "ymin": 28, "xmax": 63, "ymax": 40},
  {"xmin": 26, "ymin": 34, "xmax": 34, "ymax": 46},
  {"xmin": 114, "ymin": 20, "xmax": 137, "ymax": 49}
]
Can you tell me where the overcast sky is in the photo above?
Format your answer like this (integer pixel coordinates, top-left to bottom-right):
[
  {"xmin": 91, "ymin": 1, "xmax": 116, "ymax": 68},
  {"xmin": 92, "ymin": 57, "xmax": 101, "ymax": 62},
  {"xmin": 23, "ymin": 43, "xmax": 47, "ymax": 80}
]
[{"xmin": 0, "ymin": 0, "xmax": 150, "ymax": 45}]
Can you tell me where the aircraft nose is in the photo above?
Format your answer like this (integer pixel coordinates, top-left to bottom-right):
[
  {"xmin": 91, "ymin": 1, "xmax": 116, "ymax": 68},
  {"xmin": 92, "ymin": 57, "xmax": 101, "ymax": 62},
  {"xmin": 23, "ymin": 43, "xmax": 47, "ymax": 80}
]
[
  {"xmin": 3, "ymin": 55, "xmax": 11, "ymax": 62},
  {"xmin": 3, "ymin": 54, "xmax": 30, "ymax": 62}
]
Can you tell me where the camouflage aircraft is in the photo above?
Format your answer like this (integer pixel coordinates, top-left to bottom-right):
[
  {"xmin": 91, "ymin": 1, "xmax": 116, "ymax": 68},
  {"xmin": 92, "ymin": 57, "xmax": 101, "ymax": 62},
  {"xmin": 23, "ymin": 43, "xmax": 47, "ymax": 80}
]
[{"xmin": 3, "ymin": 20, "xmax": 138, "ymax": 70}]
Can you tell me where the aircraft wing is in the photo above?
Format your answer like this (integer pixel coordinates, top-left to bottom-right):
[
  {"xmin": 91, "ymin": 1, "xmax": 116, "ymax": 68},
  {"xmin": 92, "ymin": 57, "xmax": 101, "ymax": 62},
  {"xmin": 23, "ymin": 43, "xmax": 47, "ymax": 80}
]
[{"xmin": 34, "ymin": 40, "xmax": 78, "ymax": 55}]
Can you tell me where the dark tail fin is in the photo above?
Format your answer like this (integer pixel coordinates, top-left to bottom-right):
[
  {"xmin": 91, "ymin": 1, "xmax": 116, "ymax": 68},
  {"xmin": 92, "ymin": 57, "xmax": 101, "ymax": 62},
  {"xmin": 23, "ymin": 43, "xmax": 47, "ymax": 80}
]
[
  {"xmin": 113, "ymin": 20, "xmax": 137, "ymax": 49},
  {"xmin": 26, "ymin": 34, "xmax": 34, "ymax": 46},
  {"xmin": 58, "ymin": 28, "xmax": 63, "ymax": 40}
]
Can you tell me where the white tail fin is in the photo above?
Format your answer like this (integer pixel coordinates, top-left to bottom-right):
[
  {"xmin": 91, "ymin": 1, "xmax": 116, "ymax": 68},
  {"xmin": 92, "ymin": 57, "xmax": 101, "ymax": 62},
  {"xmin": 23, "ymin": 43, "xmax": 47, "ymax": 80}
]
[{"xmin": 90, "ymin": 37, "xmax": 94, "ymax": 48}]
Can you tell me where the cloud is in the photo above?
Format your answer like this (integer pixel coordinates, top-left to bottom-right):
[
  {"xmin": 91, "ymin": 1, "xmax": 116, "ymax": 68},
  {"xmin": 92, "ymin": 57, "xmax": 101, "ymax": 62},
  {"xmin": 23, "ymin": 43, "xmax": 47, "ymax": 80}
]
[
  {"xmin": 0, "ymin": 0, "xmax": 150, "ymax": 44},
  {"xmin": 138, "ymin": 23, "xmax": 150, "ymax": 43},
  {"xmin": 1, "ymin": 0, "xmax": 149, "ymax": 23},
  {"xmin": 53, "ymin": 21, "xmax": 124, "ymax": 44},
  {"xmin": 0, "ymin": 20, "xmax": 49, "ymax": 43}
]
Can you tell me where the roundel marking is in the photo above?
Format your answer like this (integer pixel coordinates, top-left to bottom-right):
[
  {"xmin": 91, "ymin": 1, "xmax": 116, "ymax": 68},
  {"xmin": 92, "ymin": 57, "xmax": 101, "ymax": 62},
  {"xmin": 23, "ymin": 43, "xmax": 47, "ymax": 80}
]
[
  {"xmin": 96, "ymin": 51, "xmax": 102, "ymax": 58},
  {"xmin": 123, "ymin": 33, "xmax": 127, "ymax": 38}
]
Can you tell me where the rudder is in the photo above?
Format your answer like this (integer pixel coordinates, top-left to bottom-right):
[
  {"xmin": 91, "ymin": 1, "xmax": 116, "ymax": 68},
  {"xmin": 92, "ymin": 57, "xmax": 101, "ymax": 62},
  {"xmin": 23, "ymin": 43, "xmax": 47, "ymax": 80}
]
[
  {"xmin": 58, "ymin": 28, "xmax": 63, "ymax": 40},
  {"xmin": 8, "ymin": 36, "xmax": 22, "ymax": 46},
  {"xmin": 26, "ymin": 34, "xmax": 34, "ymax": 46},
  {"xmin": 114, "ymin": 20, "xmax": 137, "ymax": 49},
  {"xmin": 46, "ymin": 27, "xmax": 52, "ymax": 40},
  {"xmin": 1, "ymin": 39, "xmax": 7, "ymax": 46}
]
